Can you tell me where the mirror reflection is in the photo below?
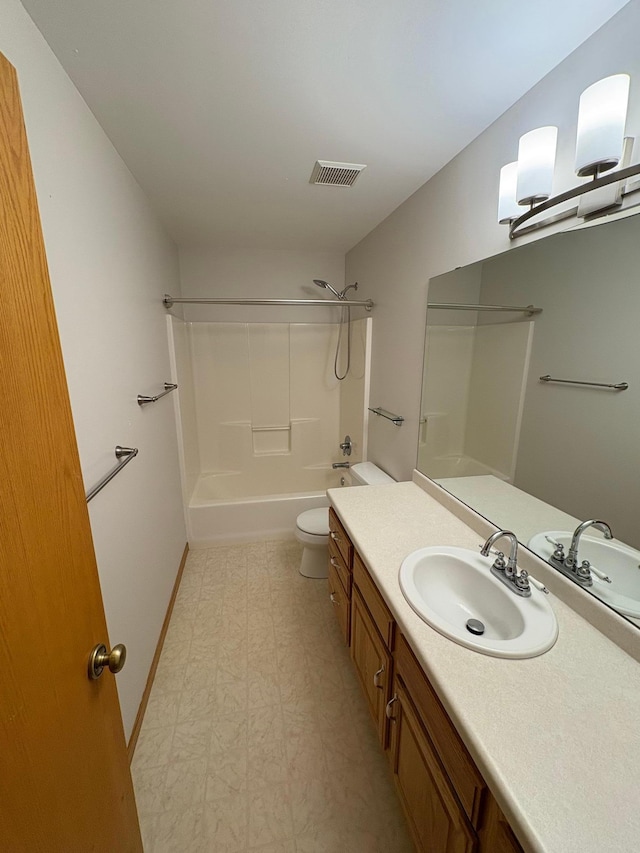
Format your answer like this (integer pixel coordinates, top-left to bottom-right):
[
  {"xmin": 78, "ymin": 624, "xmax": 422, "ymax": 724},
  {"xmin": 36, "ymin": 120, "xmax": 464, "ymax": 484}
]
[{"xmin": 418, "ymin": 212, "xmax": 640, "ymax": 626}]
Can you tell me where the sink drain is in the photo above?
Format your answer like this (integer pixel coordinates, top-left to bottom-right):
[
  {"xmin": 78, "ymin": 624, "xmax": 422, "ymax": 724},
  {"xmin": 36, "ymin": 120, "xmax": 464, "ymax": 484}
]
[{"xmin": 466, "ymin": 618, "xmax": 485, "ymax": 636}]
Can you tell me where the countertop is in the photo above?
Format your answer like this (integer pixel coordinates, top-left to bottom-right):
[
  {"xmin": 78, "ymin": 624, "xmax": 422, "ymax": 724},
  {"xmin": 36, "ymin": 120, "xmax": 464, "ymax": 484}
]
[{"xmin": 327, "ymin": 479, "xmax": 640, "ymax": 853}]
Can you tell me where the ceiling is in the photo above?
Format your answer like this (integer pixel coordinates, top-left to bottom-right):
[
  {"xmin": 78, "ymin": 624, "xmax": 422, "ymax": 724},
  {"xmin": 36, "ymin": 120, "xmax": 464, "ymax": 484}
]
[{"xmin": 22, "ymin": 0, "xmax": 630, "ymax": 251}]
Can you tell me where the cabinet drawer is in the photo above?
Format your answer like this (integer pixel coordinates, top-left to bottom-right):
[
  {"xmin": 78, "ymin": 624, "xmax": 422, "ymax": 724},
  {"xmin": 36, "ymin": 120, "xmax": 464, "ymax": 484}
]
[
  {"xmin": 396, "ymin": 634, "xmax": 486, "ymax": 827},
  {"xmin": 329, "ymin": 507, "xmax": 353, "ymax": 569},
  {"xmin": 353, "ymin": 552, "xmax": 395, "ymax": 650},
  {"xmin": 327, "ymin": 559, "xmax": 350, "ymax": 645},
  {"xmin": 328, "ymin": 537, "xmax": 351, "ymax": 597}
]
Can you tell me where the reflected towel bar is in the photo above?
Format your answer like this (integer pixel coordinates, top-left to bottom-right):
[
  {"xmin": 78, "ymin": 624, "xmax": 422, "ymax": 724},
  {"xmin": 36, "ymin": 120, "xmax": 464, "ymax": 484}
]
[
  {"xmin": 368, "ymin": 407, "xmax": 404, "ymax": 426},
  {"xmin": 86, "ymin": 446, "xmax": 139, "ymax": 503},
  {"xmin": 427, "ymin": 302, "xmax": 542, "ymax": 316},
  {"xmin": 539, "ymin": 375, "xmax": 628, "ymax": 391},
  {"xmin": 163, "ymin": 295, "xmax": 374, "ymax": 311},
  {"xmin": 137, "ymin": 382, "xmax": 178, "ymax": 406}
]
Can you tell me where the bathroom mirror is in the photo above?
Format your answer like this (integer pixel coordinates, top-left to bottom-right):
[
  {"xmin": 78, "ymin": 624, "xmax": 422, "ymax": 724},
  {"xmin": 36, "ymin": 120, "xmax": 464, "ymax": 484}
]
[{"xmin": 417, "ymin": 210, "xmax": 640, "ymax": 626}]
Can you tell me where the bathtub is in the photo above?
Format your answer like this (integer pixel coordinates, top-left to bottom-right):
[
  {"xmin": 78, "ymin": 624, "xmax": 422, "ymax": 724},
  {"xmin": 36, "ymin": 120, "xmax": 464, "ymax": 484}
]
[{"xmin": 188, "ymin": 467, "xmax": 343, "ymax": 546}]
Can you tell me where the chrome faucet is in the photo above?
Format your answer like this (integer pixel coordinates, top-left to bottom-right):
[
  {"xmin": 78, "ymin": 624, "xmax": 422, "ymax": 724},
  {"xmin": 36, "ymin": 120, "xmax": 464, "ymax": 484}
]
[
  {"xmin": 480, "ymin": 530, "xmax": 532, "ymax": 597},
  {"xmin": 548, "ymin": 519, "xmax": 613, "ymax": 587},
  {"xmin": 332, "ymin": 461, "xmax": 350, "ymax": 469}
]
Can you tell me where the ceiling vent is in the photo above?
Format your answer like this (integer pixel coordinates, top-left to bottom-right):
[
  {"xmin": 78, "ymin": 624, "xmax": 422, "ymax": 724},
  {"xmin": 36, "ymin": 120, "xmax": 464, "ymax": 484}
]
[{"xmin": 309, "ymin": 160, "xmax": 366, "ymax": 187}]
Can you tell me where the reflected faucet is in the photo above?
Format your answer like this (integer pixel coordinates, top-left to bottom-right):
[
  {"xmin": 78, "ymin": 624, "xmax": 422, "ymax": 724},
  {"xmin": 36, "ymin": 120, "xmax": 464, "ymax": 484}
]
[{"xmin": 549, "ymin": 519, "xmax": 613, "ymax": 587}]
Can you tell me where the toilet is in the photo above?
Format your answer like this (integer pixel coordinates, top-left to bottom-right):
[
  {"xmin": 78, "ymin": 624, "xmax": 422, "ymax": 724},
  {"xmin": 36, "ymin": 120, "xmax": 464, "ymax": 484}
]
[{"xmin": 295, "ymin": 462, "xmax": 395, "ymax": 578}]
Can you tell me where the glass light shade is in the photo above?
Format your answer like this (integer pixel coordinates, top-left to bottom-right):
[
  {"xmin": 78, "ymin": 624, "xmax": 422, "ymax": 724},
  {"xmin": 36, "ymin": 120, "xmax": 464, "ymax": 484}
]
[
  {"xmin": 516, "ymin": 126, "xmax": 558, "ymax": 206},
  {"xmin": 498, "ymin": 162, "xmax": 520, "ymax": 224},
  {"xmin": 575, "ymin": 74, "xmax": 630, "ymax": 177}
]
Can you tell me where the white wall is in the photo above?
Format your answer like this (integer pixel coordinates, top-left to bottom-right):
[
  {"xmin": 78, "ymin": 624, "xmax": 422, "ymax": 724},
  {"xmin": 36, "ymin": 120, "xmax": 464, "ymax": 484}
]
[
  {"xmin": 346, "ymin": 0, "xmax": 640, "ymax": 481},
  {"xmin": 179, "ymin": 246, "xmax": 346, "ymax": 324},
  {"xmin": 1, "ymin": 0, "xmax": 186, "ymax": 738}
]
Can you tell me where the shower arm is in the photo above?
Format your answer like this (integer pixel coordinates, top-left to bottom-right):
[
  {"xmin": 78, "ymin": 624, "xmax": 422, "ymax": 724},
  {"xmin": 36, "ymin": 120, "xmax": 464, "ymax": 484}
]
[{"xmin": 163, "ymin": 295, "xmax": 373, "ymax": 311}]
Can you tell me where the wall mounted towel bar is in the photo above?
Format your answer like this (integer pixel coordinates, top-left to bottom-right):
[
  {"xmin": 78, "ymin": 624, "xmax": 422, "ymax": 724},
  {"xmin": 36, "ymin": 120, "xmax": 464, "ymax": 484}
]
[
  {"xmin": 137, "ymin": 382, "xmax": 178, "ymax": 406},
  {"xmin": 86, "ymin": 446, "xmax": 139, "ymax": 503},
  {"xmin": 539, "ymin": 375, "xmax": 629, "ymax": 391},
  {"xmin": 163, "ymin": 294, "xmax": 374, "ymax": 311},
  {"xmin": 427, "ymin": 302, "xmax": 542, "ymax": 316},
  {"xmin": 368, "ymin": 407, "xmax": 405, "ymax": 426}
]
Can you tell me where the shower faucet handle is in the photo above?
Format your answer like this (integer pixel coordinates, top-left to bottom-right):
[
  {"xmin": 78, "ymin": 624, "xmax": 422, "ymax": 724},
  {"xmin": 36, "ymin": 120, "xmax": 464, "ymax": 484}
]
[{"xmin": 339, "ymin": 435, "xmax": 352, "ymax": 456}]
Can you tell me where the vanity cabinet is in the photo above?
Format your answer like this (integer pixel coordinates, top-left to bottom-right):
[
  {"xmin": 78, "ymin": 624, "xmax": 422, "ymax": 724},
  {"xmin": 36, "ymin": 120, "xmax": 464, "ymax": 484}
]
[{"xmin": 327, "ymin": 510, "xmax": 525, "ymax": 853}]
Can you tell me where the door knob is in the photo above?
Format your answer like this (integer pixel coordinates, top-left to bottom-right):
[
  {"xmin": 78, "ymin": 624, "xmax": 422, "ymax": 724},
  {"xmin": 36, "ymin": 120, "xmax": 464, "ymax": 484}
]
[{"xmin": 88, "ymin": 643, "xmax": 127, "ymax": 680}]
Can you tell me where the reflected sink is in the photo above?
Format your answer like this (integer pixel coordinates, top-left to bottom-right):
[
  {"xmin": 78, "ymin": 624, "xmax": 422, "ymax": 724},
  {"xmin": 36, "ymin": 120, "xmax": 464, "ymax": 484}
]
[
  {"xmin": 399, "ymin": 546, "xmax": 558, "ymax": 659},
  {"xmin": 528, "ymin": 531, "xmax": 640, "ymax": 618}
]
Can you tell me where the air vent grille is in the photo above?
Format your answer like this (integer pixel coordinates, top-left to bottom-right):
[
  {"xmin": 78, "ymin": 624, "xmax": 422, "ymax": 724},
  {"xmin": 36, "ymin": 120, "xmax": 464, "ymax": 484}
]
[{"xmin": 310, "ymin": 160, "xmax": 366, "ymax": 187}]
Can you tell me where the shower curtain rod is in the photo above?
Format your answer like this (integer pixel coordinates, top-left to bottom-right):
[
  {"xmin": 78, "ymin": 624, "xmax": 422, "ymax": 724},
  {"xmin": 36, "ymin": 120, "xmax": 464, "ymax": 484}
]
[
  {"xmin": 427, "ymin": 302, "xmax": 542, "ymax": 316},
  {"xmin": 163, "ymin": 294, "xmax": 374, "ymax": 311}
]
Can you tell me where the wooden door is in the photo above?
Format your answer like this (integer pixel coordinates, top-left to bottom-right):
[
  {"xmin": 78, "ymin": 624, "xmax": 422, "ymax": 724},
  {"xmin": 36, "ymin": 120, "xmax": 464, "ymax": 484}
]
[
  {"xmin": 0, "ymin": 53, "xmax": 142, "ymax": 851},
  {"xmin": 389, "ymin": 680, "xmax": 478, "ymax": 853}
]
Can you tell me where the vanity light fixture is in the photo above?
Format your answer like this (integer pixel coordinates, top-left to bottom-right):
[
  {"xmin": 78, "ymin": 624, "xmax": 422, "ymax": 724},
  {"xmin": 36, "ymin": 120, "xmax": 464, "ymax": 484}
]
[
  {"xmin": 499, "ymin": 73, "xmax": 640, "ymax": 239},
  {"xmin": 497, "ymin": 162, "xmax": 520, "ymax": 224},
  {"xmin": 516, "ymin": 126, "xmax": 558, "ymax": 206},
  {"xmin": 575, "ymin": 74, "xmax": 630, "ymax": 177}
]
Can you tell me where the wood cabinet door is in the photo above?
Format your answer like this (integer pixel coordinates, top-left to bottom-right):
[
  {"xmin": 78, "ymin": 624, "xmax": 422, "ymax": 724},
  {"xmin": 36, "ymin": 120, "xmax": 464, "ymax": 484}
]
[
  {"xmin": 0, "ymin": 52, "xmax": 141, "ymax": 851},
  {"xmin": 350, "ymin": 586, "xmax": 392, "ymax": 747},
  {"xmin": 389, "ymin": 680, "xmax": 478, "ymax": 853},
  {"xmin": 478, "ymin": 794, "xmax": 525, "ymax": 853}
]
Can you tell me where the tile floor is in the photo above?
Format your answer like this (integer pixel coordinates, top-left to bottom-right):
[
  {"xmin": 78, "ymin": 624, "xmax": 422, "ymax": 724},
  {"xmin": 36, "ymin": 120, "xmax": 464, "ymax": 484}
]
[{"xmin": 131, "ymin": 539, "xmax": 413, "ymax": 852}]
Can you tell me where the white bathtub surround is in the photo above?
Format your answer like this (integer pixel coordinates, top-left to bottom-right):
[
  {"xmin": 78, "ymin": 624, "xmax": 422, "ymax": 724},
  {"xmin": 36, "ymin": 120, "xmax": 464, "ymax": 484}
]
[
  {"xmin": 328, "ymin": 477, "xmax": 640, "ymax": 853},
  {"xmin": 169, "ymin": 317, "xmax": 370, "ymax": 543},
  {"xmin": 419, "ymin": 318, "xmax": 532, "ymax": 482}
]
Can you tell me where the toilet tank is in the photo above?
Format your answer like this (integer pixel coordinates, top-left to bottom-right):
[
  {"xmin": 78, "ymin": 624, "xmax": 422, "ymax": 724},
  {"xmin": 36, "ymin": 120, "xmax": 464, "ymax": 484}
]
[{"xmin": 350, "ymin": 461, "xmax": 395, "ymax": 486}]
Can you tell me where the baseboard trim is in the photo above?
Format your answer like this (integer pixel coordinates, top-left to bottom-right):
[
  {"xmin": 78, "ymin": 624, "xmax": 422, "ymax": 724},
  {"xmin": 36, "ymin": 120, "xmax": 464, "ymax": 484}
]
[{"xmin": 127, "ymin": 542, "xmax": 189, "ymax": 763}]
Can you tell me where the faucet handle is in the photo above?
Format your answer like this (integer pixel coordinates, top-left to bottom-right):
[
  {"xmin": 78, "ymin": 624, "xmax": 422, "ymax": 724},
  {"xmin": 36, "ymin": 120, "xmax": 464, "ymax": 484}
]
[
  {"xmin": 545, "ymin": 535, "xmax": 566, "ymax": 562},
  {"xmin": 581, "ymin": 560, "xmax": 612, "ymax": 584},
  {"xmin": 480, "ymin": 547, "xmax": 507, "ymax": 571},
  {"xmin": 519, "ymin": 570, "xmax": 550, "ymax": 595}
]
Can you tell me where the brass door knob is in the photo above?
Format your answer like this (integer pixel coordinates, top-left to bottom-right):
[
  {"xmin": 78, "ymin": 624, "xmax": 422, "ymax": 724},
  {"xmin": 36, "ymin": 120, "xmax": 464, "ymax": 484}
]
[{"xmin": 88, "ymin": 643, "xmax": 127, "ymax": 680}]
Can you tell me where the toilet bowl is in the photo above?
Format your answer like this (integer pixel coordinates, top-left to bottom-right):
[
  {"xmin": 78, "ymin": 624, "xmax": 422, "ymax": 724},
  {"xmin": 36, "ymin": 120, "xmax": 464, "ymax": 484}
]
[
  {"xmin": 295, "ymin": 507, "xmax": 331, "ymax": 578},
  {"xmin": 295, "ymin": 462, "xmax": 395, "ymax": 578}
]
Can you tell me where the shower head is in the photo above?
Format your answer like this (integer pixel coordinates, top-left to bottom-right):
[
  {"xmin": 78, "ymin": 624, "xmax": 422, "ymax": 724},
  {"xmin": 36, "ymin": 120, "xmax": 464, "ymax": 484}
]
[{"xmin": 312, "ymin": 279, "xmax": 343, "ymax": 300}]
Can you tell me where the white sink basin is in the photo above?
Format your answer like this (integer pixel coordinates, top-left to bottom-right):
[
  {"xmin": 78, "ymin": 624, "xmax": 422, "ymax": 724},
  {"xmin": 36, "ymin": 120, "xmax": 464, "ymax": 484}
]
[
  {"xmin": 528, "ymin": 531, "xmax": 640, "ymax": 618},
  {"xmin": 399, "ymin": 546, "xmax": 558, "ymax": 659}
]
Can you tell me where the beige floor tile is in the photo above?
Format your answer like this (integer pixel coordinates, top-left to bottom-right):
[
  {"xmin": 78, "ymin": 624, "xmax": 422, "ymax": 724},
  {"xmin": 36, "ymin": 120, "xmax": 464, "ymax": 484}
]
[
  {"xmin": 247, "ymin": 737, "xmax": 290, "ymax": 791},
  {"xmin": 170, "ymin": 718, "xmax": 213, "ymax": 763},
  {"xmin": 131, "ymin": 725, "xmax": 174, "ymax": 772},
  {"xmin": 133, "ymin": 536, "xmax": 411, "ymax": 852},
  {"xmin": 209, "ymin": 712, "xmax": 248, "ymax": 754},
  {"xmin": 131, "ymin": 763, "xmax": 167, "ymax": 816},
  {"xmin": 142, "ymin": 689, "xmax": 181, "ymax": 730},
  {"xmin": 161, "ymin": 756, "xmax": 208, "ymax": 811},
  {"xmin": 247, "ymin": 782, "xmax": 295, "ymax": 848},
  {"xmin": 201, "ymin": 792, "xmax": 248, "ymax": 852},
  {"xmin": 152, "ymin": 804, "xmax": 204, "ymax": 853},
  {"xmin": 206, "ymin": 746, "xmax": 247, "ymax": 800},
  {"xmin": 247, "ymin": 703, "xmax": 285, "ymax": 749}
]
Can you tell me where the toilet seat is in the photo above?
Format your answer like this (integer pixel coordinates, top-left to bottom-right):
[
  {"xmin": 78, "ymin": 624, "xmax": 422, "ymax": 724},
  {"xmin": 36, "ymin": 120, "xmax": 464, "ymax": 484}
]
[{"xmin": 296, "ymin": 507, "xmax": 329, "ymax": 537}]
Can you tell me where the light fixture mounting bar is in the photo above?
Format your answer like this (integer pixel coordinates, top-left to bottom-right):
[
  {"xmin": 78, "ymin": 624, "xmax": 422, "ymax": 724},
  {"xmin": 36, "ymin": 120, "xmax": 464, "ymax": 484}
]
[{"xmin": 509, "ymin": 161, "xmax": 640, "ymax": 239}]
